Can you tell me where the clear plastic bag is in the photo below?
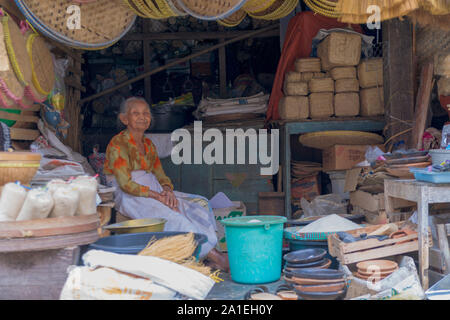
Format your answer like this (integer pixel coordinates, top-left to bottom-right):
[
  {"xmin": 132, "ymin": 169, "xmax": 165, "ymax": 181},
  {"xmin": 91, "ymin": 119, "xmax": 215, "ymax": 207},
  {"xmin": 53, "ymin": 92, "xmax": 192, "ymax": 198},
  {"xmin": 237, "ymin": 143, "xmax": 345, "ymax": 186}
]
[{"xmin": 301, "ymin": 194, "xmax": 347, "ymax": 217}]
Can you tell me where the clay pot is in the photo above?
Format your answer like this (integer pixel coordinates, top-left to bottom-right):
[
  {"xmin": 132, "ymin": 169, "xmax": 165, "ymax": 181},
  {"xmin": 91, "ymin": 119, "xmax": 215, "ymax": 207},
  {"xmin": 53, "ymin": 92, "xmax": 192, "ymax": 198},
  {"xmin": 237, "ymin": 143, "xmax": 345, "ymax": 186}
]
[
  {"xmin": 284, "ymin": 275, "xmax": 346, "ymax": 285},
  {"xmin": 283, "ymin": 248, "xmax": 327, "ymax": 264},
  {"xmin": 285, "ymin": 268, "xmax": 345, "ymax": 280},
  {"xmin": 389, "ymin": 228, "xmax": 417, "ymax": 244},
  {"xmin": 294, "ymin": 289, "xmax": 346, "ymax": 300}
]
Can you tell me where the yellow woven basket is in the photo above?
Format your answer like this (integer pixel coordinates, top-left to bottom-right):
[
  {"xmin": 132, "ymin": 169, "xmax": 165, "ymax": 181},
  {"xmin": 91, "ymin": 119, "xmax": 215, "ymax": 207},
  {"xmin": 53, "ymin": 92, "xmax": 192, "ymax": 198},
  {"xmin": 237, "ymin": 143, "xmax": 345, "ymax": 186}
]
[{"xmin": 0, "ymin": 151, "xmax": 41, "ymax": 186}]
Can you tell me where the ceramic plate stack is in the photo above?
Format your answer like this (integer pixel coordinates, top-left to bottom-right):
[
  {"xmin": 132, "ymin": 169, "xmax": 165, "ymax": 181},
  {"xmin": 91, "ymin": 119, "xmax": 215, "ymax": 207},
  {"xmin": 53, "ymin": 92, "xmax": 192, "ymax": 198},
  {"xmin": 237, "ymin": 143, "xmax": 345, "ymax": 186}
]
[
  {"xmin": 354, "ymin": 259, "xmax": 398, "ymax": 282},
  {"xmin": 283, "ymin": 248, "xmax": 332, "ymax": 272},
  {"xmin": 284, "ymin": 267, "xmax": 348, "ymax": 300},
  {"xmin": 14, "ymin": 0, "xmax": 136, "ymax": 50}
]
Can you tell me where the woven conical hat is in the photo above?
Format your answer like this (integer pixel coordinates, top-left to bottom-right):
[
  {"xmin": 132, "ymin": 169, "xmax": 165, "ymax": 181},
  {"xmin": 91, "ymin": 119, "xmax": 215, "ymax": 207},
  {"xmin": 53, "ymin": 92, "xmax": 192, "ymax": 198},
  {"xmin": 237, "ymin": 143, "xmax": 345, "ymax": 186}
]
[
  {"xmin": 0, "ymin": 19, "xmax": 28, "ymax": 109},
  {"xmin": 26, "ymin": 33, "xmax": 54, "ymax": 101}
]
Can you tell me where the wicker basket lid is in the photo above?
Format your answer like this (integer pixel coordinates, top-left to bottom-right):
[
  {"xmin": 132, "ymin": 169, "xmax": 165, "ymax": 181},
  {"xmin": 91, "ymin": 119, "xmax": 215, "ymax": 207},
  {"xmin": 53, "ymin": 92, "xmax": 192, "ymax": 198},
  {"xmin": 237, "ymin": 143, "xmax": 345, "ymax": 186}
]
[
  {"xmin": 26, "ymin": 33, "xmax": 55, "ymax": 100},
  {"xmin": 175, "ymin": 0, "xmax": 247, "ymax": 20},
  {"xmin": 299, "ymin": 130, "xmax": 384, "ymax": 150},
  {"xmin": 15, "ymin": 0, "xmax": 136, "ymax": 49},
  {"xmin": 0, "ymin": 150, "xmax": 41, "ymax": 161}
]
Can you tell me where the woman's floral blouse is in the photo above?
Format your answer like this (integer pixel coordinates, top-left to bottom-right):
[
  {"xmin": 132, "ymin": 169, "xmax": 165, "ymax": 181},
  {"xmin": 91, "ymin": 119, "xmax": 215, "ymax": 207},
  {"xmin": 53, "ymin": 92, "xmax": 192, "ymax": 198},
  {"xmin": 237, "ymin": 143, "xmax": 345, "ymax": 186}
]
[{"xmin": 104, "ymin": 129, "xmax": 173, "ymax": 197}]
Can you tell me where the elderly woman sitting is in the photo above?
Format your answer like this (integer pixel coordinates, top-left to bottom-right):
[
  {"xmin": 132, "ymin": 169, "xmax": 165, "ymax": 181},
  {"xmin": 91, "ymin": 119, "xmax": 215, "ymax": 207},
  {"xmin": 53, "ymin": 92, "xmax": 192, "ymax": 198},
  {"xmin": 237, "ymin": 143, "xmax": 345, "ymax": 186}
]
[{"xmin": 104, "ymin": 97, "xmax": 228, "ymax": 271}]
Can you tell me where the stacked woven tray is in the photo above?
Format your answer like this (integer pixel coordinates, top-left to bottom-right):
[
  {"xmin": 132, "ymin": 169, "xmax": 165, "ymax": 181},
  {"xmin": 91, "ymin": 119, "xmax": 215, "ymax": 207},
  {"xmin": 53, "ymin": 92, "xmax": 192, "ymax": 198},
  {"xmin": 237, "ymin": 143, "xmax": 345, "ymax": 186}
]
[{"xmin": 14, "ymin": 0, "xmax": 136, "ymax": 50}]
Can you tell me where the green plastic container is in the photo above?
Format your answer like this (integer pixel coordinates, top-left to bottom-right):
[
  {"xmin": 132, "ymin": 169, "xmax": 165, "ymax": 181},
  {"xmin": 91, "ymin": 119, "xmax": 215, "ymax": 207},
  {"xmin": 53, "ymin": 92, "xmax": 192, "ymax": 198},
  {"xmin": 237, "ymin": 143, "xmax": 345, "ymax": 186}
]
[{"xmin": 221, "ymin": 215, "xmax": 287, "ymax": 284}]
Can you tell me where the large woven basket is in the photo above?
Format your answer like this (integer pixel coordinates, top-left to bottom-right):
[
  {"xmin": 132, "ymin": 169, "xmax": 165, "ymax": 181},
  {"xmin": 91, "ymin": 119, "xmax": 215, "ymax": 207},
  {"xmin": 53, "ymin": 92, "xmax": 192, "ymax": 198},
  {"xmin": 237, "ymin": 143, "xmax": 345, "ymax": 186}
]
[
  {"xmin": 14, "ymin": 0, "xmax": 136, "ymax": 49},
  {"xmin": 0, "ymin": 151, "xmax": 41, "ymax": 186},
  {"xmin": 175, "ymin": 0, "xmax": 247, "ymax": 20}
]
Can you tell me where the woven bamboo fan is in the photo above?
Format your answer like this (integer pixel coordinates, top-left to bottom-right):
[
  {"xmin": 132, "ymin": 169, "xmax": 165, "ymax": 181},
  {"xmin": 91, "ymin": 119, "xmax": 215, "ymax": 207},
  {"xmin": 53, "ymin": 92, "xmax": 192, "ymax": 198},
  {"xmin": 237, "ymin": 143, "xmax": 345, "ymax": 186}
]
[
  {"xmin": 299, "ymin": 131, "xmax": 384, "ymax": 150},
  {"xmin": 14, "ymin": 0, "xmax": 136, "ymax": 49},
  {"xmin": 218, "ymin": 9, "xmax": 246, "ymax": 27},
  {"xmin": 248, "ymin": 0, "xmax": 299, "ymax": 20},
  {"xmin": 26, "ymin": 33, "xmax": 55, "ymax": 101},
  {"xmin": 175, "ymin": 0, "xmax": 248, "ymax": 20}
]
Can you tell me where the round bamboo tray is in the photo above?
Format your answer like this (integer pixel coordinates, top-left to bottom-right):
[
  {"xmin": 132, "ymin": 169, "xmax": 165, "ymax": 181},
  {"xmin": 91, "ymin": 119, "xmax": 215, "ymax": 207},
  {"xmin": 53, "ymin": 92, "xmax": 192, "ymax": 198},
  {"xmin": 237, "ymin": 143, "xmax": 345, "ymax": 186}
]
[
  {"xmin": 218, "ymin": 8, "xmax": 246, "ymax": 27},
  {"xmin": 243, "ymin": 0, "xmax": 276, "ymax": 14},
  {"xmin": 175, "ymin": 0, "xmax": 248, "ymax": 20},
  {"xmin": 14, "ymin": 0, "xmax": 136, "ymax": 49},
  {"xmin": 166, "ymin": 0, "xmax": 188, "ymax": 16},
  {"xmin": 248, "ymin": 0, "xmax": 299, "ymax": 20},
  {"xmin": 26, "ymin": 33, "xmax": 55, "ymax": 100},
  {"xmin": 0, "ymin": 151, "xmax": 41, "ymax": 185},
  {"xmin": 299, "ymin": 131, "xmax": 384, "ymax": 150}
]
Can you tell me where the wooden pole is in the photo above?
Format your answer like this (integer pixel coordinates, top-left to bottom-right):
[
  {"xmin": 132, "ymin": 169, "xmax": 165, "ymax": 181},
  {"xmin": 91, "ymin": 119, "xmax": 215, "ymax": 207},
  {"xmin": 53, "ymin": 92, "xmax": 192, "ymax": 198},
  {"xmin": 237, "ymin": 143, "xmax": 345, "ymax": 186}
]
[{"xmin": 80, "ymin": 24, "xmax": 279, "ymax": 105}]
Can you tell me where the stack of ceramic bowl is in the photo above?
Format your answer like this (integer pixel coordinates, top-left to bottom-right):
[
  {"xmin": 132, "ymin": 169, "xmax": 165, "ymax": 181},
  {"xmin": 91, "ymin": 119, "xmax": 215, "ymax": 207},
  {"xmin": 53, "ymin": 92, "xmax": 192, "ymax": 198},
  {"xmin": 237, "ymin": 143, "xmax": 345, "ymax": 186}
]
[
  {"xmin": 284, "ymin": 268, "xmax": 348, "ymax": 300},
  {"xmin": 283, "ymin": 248, "xmax": 332, "ymax": 272},
  {"xmin": 354, "ymin": 260, "xmax": 399, "ymax": 282}
]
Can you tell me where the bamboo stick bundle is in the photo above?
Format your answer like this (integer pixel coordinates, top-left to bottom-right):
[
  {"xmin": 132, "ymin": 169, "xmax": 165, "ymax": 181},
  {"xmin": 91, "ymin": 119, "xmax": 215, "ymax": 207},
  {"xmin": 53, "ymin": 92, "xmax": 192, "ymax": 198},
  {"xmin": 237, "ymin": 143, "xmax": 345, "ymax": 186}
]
[{"xmin": 138, "ymin": 233, "xmax": 197, "ymax": 263}]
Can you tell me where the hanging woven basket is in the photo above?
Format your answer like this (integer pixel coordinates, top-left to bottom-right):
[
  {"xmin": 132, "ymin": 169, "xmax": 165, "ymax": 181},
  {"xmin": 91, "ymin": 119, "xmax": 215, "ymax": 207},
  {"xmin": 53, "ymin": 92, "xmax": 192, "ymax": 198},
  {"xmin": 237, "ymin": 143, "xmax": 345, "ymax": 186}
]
[
  {"xmin": 243, "ymin": 0, "xmax": 277, "ymax": 14},
  {"xmin": 175, "ymin": 0, "xmax": 248, "ymax": 20},
  {"xmin": 14, "ymin": 0, "xmax": 136, "ymax": 50}
]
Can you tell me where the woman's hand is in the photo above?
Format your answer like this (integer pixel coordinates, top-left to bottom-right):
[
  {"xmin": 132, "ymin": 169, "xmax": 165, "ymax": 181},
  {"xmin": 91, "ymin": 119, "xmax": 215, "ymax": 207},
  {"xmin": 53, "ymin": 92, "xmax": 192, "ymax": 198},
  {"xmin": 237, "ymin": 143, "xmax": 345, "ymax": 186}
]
[{"xmin": 161, "ymin": 186, "xmax": 179, "ymax": 211}]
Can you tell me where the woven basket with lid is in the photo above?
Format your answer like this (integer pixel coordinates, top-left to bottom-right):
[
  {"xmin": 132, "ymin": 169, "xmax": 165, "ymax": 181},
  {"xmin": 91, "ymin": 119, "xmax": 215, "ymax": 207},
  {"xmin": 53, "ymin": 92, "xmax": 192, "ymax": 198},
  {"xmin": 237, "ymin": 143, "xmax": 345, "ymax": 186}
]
[
  {"xmin": 175, "ymin": 0, "xmax": 247, "ymax": 20},
  {"xmin": 0, "ymin": 151, "xmax": 41, "ymax": 186},
  {"xmin": 14, "ymin": 0, "xmax": 136, "ymax": 49}
]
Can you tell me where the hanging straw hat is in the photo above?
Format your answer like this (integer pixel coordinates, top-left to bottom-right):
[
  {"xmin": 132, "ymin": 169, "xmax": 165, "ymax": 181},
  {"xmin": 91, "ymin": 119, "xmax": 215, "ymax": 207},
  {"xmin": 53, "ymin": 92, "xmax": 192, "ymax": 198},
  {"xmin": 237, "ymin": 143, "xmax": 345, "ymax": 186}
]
[
  {"xmin": 299, "ymin": 130, "xmax": 384, "ymax": 150},
  {"xmin": 26, "ymin": 32, "xmax": 55, "ymax": 101},
  {"xmin": 15, "ymin": 0, "xmax": 136, "ymax": 50},
  {"xmin": 218, "ymin": 8, "xmax": 247, "ymax": 27},
  {"xmin": 175, "ymin": 0, "xmax": 248, "ymax": 20}
]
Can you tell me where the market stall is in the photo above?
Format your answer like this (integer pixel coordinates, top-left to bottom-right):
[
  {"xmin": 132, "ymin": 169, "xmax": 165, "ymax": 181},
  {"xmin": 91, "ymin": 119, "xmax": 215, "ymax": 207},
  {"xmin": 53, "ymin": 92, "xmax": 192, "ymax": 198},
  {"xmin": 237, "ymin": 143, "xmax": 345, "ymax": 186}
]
[{"xmin": 0, "ymin": 0, "xmax": 449, "ymax": 302}]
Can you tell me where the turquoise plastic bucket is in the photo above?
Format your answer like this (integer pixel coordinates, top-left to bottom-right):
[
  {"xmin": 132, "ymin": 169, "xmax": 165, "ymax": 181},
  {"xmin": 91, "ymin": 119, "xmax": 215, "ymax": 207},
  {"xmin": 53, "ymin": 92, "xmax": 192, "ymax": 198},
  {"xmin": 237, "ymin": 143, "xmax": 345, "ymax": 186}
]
[{"xmin": 221, "ymin": 215, "xmax": 287, "ymax": 284}]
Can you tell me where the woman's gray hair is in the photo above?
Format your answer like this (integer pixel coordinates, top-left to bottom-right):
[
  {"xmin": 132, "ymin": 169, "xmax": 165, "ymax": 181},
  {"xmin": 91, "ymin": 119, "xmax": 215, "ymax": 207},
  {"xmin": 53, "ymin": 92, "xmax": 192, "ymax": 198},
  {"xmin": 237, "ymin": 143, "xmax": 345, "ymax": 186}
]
[
  {"xmin": 119, "ymin": 96, "xmax": 150, "ymax": 115},
  {"xmin": 117, "ymin": 96, "xmax": 152, "ymax": 130}
]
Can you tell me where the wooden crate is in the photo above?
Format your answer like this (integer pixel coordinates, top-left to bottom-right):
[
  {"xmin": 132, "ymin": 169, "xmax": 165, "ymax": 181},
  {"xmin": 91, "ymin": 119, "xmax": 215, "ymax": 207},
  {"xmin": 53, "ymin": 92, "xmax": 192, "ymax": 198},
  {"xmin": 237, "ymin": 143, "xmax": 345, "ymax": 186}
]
[{"xmin": 327, "ymin": 222, "xmax": 433, "ymax": 265}]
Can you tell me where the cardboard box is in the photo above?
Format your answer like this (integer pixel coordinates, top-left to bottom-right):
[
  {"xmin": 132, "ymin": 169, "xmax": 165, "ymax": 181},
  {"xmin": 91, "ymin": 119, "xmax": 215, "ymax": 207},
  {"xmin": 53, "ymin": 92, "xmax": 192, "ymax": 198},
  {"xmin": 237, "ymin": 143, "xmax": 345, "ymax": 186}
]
[
  {"xmin": 213, "ymin": 201, "xmax": 246, "ymax": 252},
  {"xmin": 350, "ymin": 190, "xmax": 415, "ymax": 213},
  {"xmin": 291, "ymin": 174, "xmax": 320, "ymax": 201},
  {"xmin": 322, "ymin": 145, "xmax": 384, "ymax": 171}
]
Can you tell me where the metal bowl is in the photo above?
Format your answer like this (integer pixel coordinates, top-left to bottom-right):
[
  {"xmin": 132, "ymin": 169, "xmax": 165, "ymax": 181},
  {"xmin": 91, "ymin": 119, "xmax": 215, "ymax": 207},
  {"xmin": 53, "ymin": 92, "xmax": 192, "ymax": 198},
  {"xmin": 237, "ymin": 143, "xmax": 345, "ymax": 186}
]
[{"xmin": 103, "ymin": 218, "xmax": 167, "ymax": 234}]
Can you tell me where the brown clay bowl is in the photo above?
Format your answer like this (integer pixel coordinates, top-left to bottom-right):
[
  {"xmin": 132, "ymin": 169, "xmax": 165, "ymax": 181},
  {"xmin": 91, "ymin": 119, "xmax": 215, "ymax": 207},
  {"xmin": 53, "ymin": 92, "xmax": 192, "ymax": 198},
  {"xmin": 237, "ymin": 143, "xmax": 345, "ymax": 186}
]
[
  {"xmin": 294, "ymin": 281, "xmax": 347, "ymax": 293},
  {"xmin": 285, "ymin": 258, "xmax": 332, "ymax": 272},
  {"xmin": 357, "ymin": 267, "xmax": 397, "ymax": 277},
  {"xmin": 356, "ymin": 260, "xmax": 398, "ymax": 273},
  {"xmin": 354, "ymin": 272, "xmax": 389, "ymax": 281}
]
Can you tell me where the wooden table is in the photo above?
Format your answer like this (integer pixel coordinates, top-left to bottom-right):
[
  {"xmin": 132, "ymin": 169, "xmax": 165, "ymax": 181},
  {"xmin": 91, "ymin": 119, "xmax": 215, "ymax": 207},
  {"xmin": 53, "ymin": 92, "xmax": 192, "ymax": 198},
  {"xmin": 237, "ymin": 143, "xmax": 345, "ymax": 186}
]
[
  {"xmin": 384, "ymin": 179, "xmax": 450, "ymax": 290},
  {"xmin": 270, "ymin": 117, "xmax": 385, "ymax": 219}
]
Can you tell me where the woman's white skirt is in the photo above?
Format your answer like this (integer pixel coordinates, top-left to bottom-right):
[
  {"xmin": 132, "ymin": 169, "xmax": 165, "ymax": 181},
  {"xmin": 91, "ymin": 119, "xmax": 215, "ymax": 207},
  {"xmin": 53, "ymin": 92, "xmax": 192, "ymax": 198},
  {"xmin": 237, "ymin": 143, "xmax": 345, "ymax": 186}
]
[{"xmin": 110, "ymin": 171, "xmax": 217, "ymax": 258}]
